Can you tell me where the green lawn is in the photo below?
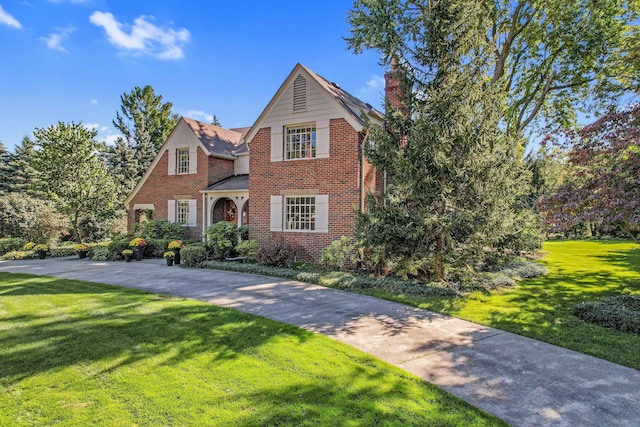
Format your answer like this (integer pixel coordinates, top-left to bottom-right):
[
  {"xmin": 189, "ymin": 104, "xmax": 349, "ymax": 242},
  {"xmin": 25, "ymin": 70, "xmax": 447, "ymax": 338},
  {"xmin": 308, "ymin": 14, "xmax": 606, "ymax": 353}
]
[
  {"xmin": 0, "ymin": 273, "xmax": 504, "ymax": 427},
  {"xmin": 373, "ymin": 240, "xmax": 640, "ymax": 369}
]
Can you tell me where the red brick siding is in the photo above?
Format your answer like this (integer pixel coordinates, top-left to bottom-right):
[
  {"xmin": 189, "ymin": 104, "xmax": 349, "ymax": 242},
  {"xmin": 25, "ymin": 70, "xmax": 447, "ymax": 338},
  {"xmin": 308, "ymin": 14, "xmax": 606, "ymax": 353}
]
[
  {"xmin": 249, "ymin": 118, "xmax": 365, "ymax": 261},
  {"xmin": 127, "ymin": 146, "xmax": 234, "ymax": 238}
]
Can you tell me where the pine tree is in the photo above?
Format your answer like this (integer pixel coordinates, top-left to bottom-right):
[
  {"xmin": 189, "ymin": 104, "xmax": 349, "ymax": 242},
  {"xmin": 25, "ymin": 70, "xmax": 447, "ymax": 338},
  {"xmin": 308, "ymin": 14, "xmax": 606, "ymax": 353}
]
[
  {"xmin": 107, "ymin": 137, "xmax": 139, "ymax": 200},
  {"xmin": 0, "ymin": 142, "xmax": 11, "ymax": 194},
  {"xmin": 352, "ymin": 0, "xmax": 534, "ymax": 279},
  {"xmin": 4, "ymin": 136, "xmax": 42, "ymax": 196}
]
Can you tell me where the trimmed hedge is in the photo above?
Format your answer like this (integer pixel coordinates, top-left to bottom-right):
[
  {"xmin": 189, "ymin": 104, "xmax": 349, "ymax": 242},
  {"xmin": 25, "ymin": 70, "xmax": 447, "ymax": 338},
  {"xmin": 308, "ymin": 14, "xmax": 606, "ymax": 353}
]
[
  {"xmin": 199, "ymin": 260, "xmax": 457, "ymax": 297},
  {"xmin": 574, "ymin": 295, "xmax": 640, "ymax": 334},
  {"xmin": 0, "ymin": 238, "xmax": 27, "ymax": 255},
  {"xmin": 1, "ymin": 250, "xmax": 33, "ymax": 260},
  {"xmin": 181, "ymin": 245, "xmax": 208, "ymax": 267}
]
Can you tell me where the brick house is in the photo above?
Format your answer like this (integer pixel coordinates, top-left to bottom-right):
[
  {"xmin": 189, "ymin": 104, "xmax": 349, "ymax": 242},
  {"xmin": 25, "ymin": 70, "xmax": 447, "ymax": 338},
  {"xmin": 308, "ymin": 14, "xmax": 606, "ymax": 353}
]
[{"xmin": 124, "ymin": 63, "xmax": 384, "ymax": 260}]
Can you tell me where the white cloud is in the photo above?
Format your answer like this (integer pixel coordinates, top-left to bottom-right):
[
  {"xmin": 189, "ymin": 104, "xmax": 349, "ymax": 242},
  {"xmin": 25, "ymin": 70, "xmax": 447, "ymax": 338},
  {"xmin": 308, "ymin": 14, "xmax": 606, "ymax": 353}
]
[
  {"xmin": 186, "ymin": 110, "xmax": 213, "ymax": 123},
  {"xmin": 40, "ymin": 26, "xmax": 74, "ymax": 52},
  {"xmin": 355, "ymin": 74, "xmax": 385, "ymax": 109},
  {"xmin": 0, "ymin": 5, "xmax": 23, "ymax": 29},
  {"xmin": 89, "ymin": 11, "xmax": 190, "ymax": 60},
  {"xmin": 89, "ymin": 98, "xmax": 98, "ymax": 105},
  {"xmin": 85, "ymin": 123, "xmax": 119, "ymax": 146}
]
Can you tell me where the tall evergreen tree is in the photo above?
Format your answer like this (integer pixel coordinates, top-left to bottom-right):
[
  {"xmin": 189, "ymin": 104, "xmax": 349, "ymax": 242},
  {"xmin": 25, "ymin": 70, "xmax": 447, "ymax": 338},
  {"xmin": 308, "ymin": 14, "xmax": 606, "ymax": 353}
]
[
  {"xmin": 107, "ymin": 136, "xmax": 139, "ymax": 200},
  {"xmin": 113, "ymin": 85, "xmax": 178, "ymax": 178},
  {"xmin": 0, "ymin": 142, "xmax": 10, "ymax": 194},
  {"xmin": 351, "ymin": 0, "xmax": 534, "ymax": 279},
  {"xmin": 4, "ymin": 136, "xmax": 42, "ymax": 196}
]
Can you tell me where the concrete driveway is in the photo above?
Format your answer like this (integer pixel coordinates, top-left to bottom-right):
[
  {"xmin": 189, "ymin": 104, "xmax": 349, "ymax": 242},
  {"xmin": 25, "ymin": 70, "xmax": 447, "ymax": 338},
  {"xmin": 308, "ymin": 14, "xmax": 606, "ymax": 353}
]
[{"xmin": 1, "ymin": 257, "xmax": 638, "ymax": 427}]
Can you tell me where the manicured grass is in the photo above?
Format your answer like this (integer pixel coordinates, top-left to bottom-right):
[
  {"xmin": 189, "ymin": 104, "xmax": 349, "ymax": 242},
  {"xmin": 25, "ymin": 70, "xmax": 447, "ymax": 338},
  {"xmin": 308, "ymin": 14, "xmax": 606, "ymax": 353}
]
[
  {"xmin": 0, "ymin": 273, "xmax": 504, "ymax": 426},
  {"xmin": 368, "ymin": 240, "xmax": 640, "ymax": 369}
]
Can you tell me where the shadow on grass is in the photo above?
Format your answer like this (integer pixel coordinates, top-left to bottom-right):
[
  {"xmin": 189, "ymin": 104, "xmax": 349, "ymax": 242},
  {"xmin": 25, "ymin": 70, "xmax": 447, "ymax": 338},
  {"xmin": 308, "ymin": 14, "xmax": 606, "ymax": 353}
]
[{"xmin": 0, "ymin": 278, "xmax": 312, "ymax": 385}]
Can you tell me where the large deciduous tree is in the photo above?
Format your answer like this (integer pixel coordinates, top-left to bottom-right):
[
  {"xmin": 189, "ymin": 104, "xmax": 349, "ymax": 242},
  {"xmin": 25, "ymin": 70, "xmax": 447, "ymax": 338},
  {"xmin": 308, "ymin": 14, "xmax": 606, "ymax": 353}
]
[
  {"xmin": 347, "ymin": 0, "xmax": 639, "ymax": 139},
  {"xmin": 112, "ymin": 85, "xmax": 178, "ymax": 182},
  {"xmin": 354, "ymin": 0, "xmax": 536, "ymax": 280},
  {"xmin": 33, "ymin": 122, "xmax": 119, "ymax": 242},
  {"xmin": 539, "ymin": 105, "xmax": 640, "ymax": 242}
]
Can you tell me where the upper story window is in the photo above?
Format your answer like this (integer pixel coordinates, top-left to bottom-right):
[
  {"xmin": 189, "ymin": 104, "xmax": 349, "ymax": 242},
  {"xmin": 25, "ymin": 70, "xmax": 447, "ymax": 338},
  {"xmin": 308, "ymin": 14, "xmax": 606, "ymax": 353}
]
[
  {"xmin": 176, "ymin": 200, "xmax": 189, "ymax": 224},
  {"xmin": 176, "ymin": 148, "xmax": 189, "ymax": 174},
  {"xmin": 285, "ymin": 125, "xmax": 316, "ymax": 160},
  {"xmin": 285, "ymin": 196, "xmax": 315, "ymax": 231}
]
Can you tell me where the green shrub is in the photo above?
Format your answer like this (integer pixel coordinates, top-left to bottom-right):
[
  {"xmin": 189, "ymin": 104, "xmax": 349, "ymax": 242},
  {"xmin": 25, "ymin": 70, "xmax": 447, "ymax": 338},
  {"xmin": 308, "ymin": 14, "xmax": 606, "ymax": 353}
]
[
  {"xmin": 181, "ymin": 245, "xmax": 208, "ymax": 267},
  {"xmin": 145, "ymin": 239, "xmax": 171, "ymax": 258},
  {"xmin": 0, "ymin": 193, "xmax": 67, "ymax": 243},
  {"xmin": 320, "ymin": 236, "xmax": 357, "ymax": 270},
  {"xmin": 0, "ymin": 238, "xmax": 27, "ymax": 255},
  {"xmin": 236, "ymin": 239, "xmax": 259, "ymax": 260},
  {"xmin": 205, "ymin": 222, "xmax": 239, "ymax": 259},
  {"xmin": 254, "ymin": 241, "xmax": 294, "ymax": 267},
  {"xmin": 1, "ymin": 250, "xmax": 33, "ymax": 260},
  {"xmin": 49, "ymin": 247, "xmax": 77, "ymax": 257},
  {"xmin": 574, "ymin": 295, "xmax": 640, "ymax": 334},
  {"xmin": 238, "ymin": 225, "xmax": 249, "ymax": 241},
  {"xmin": 90, "ymin": 246, "xmax": 110, "ymax": 261},
  {"xmin": 107, "ymin": 240, "xmax": 130, "ymax": 260},
  {"xmin": 136, "ymin": 219, "xmax": 188, "ymax": 240}
]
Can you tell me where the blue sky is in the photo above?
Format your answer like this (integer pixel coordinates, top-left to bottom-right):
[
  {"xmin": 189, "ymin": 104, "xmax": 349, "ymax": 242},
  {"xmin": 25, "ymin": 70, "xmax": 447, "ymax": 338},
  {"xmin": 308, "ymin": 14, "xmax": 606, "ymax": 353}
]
[{"xmin": 0, "ymin": 1, "xmax": 386, "ymax": 150}]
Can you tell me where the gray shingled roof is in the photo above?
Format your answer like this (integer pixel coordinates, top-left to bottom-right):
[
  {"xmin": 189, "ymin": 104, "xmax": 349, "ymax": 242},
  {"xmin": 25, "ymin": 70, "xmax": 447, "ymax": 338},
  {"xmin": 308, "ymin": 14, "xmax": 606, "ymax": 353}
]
[
  {"xmin": 301, "ymin": 64, "xmax": 384, "ymax": 124},
  {"xmin": 205, "ymin": 174, "xmax": 249, "ymax": 192},
  {"xmin": 182, "ymin": 117, "xmax": 248, "ymax": 157}
]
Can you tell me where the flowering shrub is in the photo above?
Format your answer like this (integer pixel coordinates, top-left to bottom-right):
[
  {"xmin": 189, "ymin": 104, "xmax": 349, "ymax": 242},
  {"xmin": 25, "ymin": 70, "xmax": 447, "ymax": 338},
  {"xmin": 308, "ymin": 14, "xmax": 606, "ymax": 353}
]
[
  {"xmin": 23, "ymin": 242, "xmax": 36, "ymax": 251},
  {"xmin": 121, "ymin": 249, "xmax": 133, "ymax": 256},
  {"xmin": 163, "ymin": 251, "xmax": 175, "ymax": 258},
  {"xmin": 33, "ymin": 244, "xmax": 49, "ymax": 252},
  {"xmin": 74, "ymin": 243, "xmax": 90, "ymax": 252},
  {"xmin": 168, "ymin": 240, "xmax": 184, "ymax": 250},
  {"xmin": 129, "ymin": 237, "xmax": 147, "ymax": 247}
]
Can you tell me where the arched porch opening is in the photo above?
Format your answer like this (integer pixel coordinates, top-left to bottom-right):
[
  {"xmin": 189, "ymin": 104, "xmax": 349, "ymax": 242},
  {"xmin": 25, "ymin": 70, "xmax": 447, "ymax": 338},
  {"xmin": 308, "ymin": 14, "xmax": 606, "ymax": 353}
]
[{"xmin": 212, "ymin": 198, "xmax": 238, "ymax": 225}]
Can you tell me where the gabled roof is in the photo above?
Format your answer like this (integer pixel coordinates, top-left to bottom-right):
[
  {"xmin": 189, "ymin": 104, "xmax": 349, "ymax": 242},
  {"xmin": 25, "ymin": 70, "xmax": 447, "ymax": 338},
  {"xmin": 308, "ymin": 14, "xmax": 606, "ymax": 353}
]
[
  {"xmin": 301, "ymin": 64, "xmax": 384, "ymax": 124},
  {"xmin": 245, "ymin": 63, "xmax": 384, "ymax": 143},
  {"xmin": 124, "ymin": 117, "xmax": 248, "ymax": 207},
  {"xmin": 182, "ymin": 118, "xmax": 248, "ymax": 157}
]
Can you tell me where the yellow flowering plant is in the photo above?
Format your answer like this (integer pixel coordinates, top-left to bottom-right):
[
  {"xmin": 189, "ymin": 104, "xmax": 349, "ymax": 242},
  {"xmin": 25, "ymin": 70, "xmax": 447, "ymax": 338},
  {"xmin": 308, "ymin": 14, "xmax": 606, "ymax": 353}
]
[
  {"xmin": 129, "ymin": 237, "xmax": 147, "ymax": 247},
  {"xmin": 23, "ymin": 242, "xmax": 35, "ymax": 251},
  {"xmin": 121, "ymin": 249, "xmax": 133, "ymax": 256},
  {"xmin": 33, "ymin": 244, "xmax": 49, "ymax": 252},
  {"xmin": 168, "ymin": 240, "xmax": 184, "ymax": 250},
  {"xmin": 74, "ymin": 243, "xmax": 90, "ymax": 252},
  {"xmin": 163, "ymin": 251, "xmax": 175, "ymax": 258}
]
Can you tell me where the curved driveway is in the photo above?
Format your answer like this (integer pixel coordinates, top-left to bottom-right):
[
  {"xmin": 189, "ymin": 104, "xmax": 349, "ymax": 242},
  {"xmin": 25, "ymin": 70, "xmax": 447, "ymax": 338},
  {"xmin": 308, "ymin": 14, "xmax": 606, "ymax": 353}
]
[{"xmin": 1, "ymin": 257, "xmax": 638, "ymax": 427}]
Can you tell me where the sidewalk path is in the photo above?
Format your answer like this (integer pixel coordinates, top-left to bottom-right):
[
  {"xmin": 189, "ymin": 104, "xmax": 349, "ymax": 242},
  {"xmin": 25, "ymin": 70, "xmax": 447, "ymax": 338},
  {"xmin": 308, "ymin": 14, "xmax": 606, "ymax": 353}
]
[{"xmin": 1, "ymin": 257, "xmax": 638, "ymax": 427}]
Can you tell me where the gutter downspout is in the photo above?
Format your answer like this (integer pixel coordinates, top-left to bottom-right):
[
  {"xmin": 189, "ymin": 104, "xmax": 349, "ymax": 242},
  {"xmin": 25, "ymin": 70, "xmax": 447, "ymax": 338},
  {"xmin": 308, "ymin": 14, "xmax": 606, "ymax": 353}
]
[
  {"xmin": 202, "ymin": 193, "xmax": 206, "ymax": 240},
  {"xmin": 360, "ymin": 131, "xmax": 370, "ymax": 212}
]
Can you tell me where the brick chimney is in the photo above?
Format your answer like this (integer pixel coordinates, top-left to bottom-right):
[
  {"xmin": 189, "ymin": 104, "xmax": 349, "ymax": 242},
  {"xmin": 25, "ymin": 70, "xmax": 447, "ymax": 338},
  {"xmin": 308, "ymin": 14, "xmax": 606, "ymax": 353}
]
[{"xmin": 384, "ymin": 57, "xmax": 403, "ymax": 113}]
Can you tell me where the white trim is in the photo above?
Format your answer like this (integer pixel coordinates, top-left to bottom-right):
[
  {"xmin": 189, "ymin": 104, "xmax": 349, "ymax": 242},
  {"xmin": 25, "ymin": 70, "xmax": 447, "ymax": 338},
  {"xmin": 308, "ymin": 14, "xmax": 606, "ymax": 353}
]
[
  {"xmin": 187, "ymin": 199, "xmax": 197, "ymax": 227},
  {"xmin": 133, "ymin": 204, "xmax": 155, "ymax": 210},
  {"xmin": 316, "ymin": 119, "xmax": 330, "ymax": 158},
  {"xmin": 188, "ymin": 148, "xmax": 197, "ymax": 174},
  {"xmin": 315, "ymin": 194, "xmax": 329, "ymax": 233},
  {"xmin": 270, "ymin": 126, "xmax": 283, "ymax": 162}
]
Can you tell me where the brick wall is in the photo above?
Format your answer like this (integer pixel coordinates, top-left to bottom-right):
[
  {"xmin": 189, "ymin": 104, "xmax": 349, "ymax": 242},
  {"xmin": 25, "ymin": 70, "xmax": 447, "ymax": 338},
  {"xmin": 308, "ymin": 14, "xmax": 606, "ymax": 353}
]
[
  {"xmin": 127, "ymin": 146, "xmax": 234, "ymax": 238},
  {"xmin": 249, "ymin": 118, "xmax": 365, "ymax": 261}
]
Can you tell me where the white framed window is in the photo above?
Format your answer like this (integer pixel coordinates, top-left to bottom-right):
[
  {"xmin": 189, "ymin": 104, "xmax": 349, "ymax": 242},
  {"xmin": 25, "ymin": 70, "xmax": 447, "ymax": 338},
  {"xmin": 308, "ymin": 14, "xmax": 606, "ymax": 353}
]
[
  {"xmin": 168, "ymin": 199, "xmax": 197, "ymax": 227},
  {"xmin": 176, "ymin": 148, "xmax": 189, "ymax": 174},
  {"xmin": 285, "ymin": 125, "xmax": 316, "ymax": 160},
  {"xmin": 176, "ymin": 200, "xmax": 189, "ymax": 224},
  {"xmin": 285, "ymin": 196, "xmax": 316, "ymax": 231},
  {"xmin": 270, "ymin": 194, "xmax": 328, "ymax": 233}
]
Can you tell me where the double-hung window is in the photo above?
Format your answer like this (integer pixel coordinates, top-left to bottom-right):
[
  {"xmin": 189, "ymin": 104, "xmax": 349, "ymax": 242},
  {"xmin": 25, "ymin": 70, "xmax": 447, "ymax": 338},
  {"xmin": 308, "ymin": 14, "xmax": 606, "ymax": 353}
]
[
  {"xmin": 285, "ymin": 125, "xmax": 316, "ymax": 160},
  {"xmin": 285, "ymin": 196, "xmax": 315, "ymax": 231},
  {"xmin": 176, "ymin": 200, "xmax": 189, "ymax": 224},
  {"xmin": 176, "ymin": 148, "xmax": 189, "ymax": 174}
]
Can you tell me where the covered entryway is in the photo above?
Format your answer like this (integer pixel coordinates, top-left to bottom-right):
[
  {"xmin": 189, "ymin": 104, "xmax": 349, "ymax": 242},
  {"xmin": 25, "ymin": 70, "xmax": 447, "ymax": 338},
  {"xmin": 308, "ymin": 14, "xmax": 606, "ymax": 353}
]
[{"xmin": 201, "ymin": 174, "xmax": 249, "ymax": 235}]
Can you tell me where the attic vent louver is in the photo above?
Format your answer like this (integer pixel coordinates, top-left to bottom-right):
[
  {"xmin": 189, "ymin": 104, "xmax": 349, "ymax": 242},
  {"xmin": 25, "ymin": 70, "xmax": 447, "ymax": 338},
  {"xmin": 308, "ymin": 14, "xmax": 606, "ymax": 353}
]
[{"xmin": 293, "ymin": 75, "xmax": 306, "ymax": 112}]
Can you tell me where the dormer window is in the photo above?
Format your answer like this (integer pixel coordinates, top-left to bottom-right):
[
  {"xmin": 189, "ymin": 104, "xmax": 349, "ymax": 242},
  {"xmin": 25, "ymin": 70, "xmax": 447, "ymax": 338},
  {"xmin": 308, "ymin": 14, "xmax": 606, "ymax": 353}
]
[
  {"xmin": 293, "ymin": 75, "xmax": 306, "ymax": 112},
  {"xmin": 176, "ymin": 148, "xmax": 189, "ymax": 174}
]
